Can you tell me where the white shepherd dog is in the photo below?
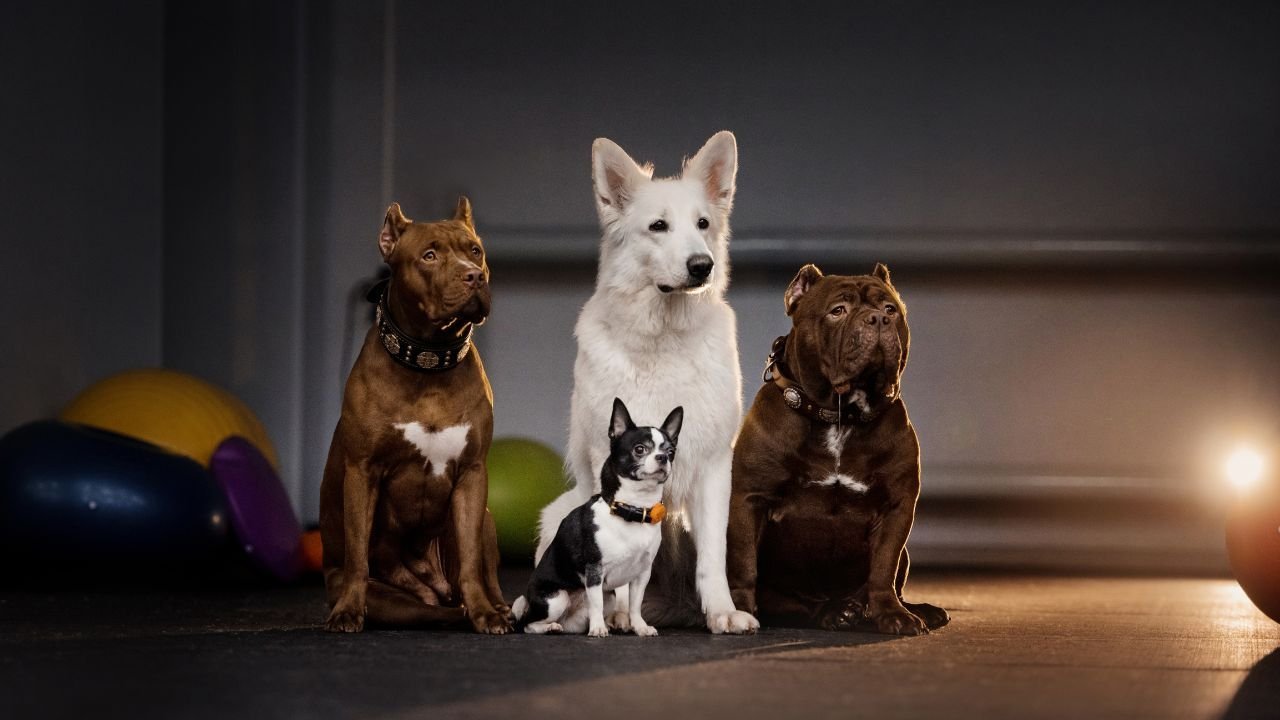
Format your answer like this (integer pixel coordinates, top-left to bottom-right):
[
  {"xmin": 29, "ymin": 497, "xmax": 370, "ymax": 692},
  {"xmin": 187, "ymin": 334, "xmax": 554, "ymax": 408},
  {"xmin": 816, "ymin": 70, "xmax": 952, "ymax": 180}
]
[{"xmin": 535, "ymin": 131, "xmax": 758, "ymax": 634}]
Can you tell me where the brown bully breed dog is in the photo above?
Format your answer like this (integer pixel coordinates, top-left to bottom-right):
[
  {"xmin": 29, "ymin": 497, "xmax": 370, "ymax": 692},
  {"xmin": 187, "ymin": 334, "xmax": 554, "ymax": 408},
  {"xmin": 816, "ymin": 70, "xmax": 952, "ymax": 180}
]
[
  {"xmin": 320, "ymin": 198, "xmax": 510, "ymax": 634},
  {"xmin": 727, "ymin": 263, "xmax": 949, "ymax": 635}
]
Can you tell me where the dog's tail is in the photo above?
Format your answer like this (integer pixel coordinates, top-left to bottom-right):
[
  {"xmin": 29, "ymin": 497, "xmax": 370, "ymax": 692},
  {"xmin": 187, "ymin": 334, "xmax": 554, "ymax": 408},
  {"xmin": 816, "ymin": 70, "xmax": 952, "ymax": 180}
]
[
  {"xmin": 534, "ymin": 486, "xmax": 590, "ymax": 564},
  {"xmin": 510, "ymin": 595, "xmax": 529, "ymax": 631}
]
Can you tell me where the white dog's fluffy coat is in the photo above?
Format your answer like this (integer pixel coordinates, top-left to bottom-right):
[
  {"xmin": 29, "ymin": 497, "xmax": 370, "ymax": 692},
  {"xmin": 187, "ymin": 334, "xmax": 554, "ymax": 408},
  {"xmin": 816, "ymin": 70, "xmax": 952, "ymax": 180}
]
[{"xmin": 535, "ymin": 131, "xmax": 758, "ymax": 634}]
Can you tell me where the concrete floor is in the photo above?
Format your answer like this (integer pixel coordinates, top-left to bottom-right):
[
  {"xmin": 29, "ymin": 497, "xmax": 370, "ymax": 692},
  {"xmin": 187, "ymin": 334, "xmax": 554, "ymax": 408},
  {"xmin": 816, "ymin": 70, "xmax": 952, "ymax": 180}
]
[{"xmin": 1, "ymin": 573, "xmax": 1277, "ymax": 719}]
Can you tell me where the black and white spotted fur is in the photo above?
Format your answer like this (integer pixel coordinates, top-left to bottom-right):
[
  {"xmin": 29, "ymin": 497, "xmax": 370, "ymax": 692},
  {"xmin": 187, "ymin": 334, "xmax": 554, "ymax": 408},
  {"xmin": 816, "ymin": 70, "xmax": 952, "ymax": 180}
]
[{"xmin": 511, "ymin": 399, "xmax": 682, "ymax": 636}]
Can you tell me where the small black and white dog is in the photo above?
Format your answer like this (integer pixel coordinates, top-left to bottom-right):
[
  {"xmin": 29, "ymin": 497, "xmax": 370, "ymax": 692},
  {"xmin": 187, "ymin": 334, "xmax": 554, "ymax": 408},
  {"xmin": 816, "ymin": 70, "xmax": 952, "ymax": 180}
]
[{"xmin": 512, "ymin": 398, "xmax": 682, "ymax": 637}]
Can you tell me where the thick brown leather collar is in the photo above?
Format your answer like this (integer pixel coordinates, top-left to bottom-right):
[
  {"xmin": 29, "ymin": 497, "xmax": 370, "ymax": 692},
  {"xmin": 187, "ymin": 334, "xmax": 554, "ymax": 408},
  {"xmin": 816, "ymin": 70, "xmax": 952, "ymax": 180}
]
[
  {"xmin": 762, "ymin": 334, "xmax": 877, "ymax": 424},
  {"xmin": 368, "ymin": 279, "xmax": 473, "ymax": 372}
]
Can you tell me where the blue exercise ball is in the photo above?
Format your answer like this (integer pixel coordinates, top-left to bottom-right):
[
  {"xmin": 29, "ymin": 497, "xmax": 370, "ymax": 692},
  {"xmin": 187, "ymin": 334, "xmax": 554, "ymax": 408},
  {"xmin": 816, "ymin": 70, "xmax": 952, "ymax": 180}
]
[{"xmin": 0, "ymin": 421, "xmax": 230, "ymax": 574}]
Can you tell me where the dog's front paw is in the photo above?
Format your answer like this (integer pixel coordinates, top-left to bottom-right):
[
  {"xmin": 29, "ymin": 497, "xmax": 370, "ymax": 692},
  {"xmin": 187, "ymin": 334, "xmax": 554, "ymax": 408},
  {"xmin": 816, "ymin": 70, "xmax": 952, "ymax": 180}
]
[
  {"xmin": 706, "ymin": 609, "xmax": 759, "ymax": 635},
  {"xmin": 904, "ymin": 601, "xmax": 950, "ymax": 630},
  {"xmin": 606, "ymin": 610, "xmax": 632, "ymax": 632},
  {"xmin": 871, "ymin": 605, "xmax": 927, "ymax": 636},
  {"xmin": 325, "ymin": 606, "xmax": 365, "ymax": 633},
  {"xmin": 632, "ymin": 622, "xmax": 659, "ymax": 637},
  {"xmin": 587, "ymin": 623, "xmax": 610, "ymax": 638},
  {"xmin": 470, "ymin": 609, "xmax": 513, "ymax": 635}
]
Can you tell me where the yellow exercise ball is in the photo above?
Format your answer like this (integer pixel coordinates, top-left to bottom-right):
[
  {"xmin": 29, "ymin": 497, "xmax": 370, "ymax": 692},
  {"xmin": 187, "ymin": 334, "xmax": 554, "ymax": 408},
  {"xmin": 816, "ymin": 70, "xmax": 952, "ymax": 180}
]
[{"xmin": 60, "ymin": 369, "xmax": 278, "ymax": 470}]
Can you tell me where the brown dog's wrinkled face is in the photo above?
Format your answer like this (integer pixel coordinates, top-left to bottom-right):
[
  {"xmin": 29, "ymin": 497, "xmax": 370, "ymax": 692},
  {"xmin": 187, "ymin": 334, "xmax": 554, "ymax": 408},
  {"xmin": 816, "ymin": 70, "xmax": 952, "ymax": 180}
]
[
  {"xmin": 784, "ymin": 262, "xmax": 909, "ymax": 401},
  {"xmin": 378, "ymin": 197, "xmax": 491, "ymax": 327}
]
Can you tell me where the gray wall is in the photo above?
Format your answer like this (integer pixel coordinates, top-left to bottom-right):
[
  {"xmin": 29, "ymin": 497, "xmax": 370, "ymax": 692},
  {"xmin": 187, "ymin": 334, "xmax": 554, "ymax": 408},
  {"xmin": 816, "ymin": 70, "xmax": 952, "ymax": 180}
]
[
  {"xmin": 0, "ymin": 1, "xmax": 164, "ymax": 433},
  {"xmin": 4, "ymin": 0, "xmax": 1278, "ymax": 570}
]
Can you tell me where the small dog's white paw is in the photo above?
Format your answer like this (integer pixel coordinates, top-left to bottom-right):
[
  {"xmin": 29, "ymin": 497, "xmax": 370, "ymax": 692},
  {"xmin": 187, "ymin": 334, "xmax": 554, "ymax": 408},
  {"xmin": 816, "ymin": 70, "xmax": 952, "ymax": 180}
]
[
  {"xmin": 632, "ymin": 623, "xmax": 658, "ymax": 637},
  {"xmin": 545, "ymin": 622, "xmax": 563, "ymax": 634},
  {"xmin": 587, "ymin": 624, "xmax": 610, "ymax": 638},
  {"xmin": 706, "ymin": 609, "xmax": 759, "ymax": 635},
  {"xmin": 606, "ymin": 610, "xmax": 632, "ymax": 631}
]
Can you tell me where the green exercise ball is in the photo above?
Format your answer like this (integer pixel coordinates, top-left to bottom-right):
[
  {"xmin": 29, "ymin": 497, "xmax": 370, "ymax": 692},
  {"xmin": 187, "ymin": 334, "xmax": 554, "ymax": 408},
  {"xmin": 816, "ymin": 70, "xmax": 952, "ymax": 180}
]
[{"xmin": 486, "ymin": 438, "xmax": 567, "ymax": 561}]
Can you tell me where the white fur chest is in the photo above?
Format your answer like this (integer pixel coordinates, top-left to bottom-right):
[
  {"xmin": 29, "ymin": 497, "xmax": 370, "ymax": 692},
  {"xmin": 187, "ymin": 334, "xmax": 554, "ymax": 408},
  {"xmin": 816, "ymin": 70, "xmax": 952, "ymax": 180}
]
[
  {"xmin": 805, "ymin": 425, "xmax": 870, "ymax": 493},
  {"xmin": 572, "ymin": 295, "xmax": 742, "ymax": 504},
  {"xmin": 393, "ymin": 421, "xmax": 471, "ymax": 476},
  {"xmin": 589, "ymin": 499, "xmax": 661, "ymax": 590}
]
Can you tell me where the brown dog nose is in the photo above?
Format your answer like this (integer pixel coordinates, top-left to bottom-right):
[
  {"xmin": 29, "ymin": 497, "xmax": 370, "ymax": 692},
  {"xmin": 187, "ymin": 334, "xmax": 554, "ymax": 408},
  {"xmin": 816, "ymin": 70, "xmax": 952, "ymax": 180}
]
[
  {"xmin": 865, "ymin": 311, "xmax": 892, "ymax": 327},
  {"xmin": 462, "ymin": 270, "xmax": 484, "ymax": 288}
]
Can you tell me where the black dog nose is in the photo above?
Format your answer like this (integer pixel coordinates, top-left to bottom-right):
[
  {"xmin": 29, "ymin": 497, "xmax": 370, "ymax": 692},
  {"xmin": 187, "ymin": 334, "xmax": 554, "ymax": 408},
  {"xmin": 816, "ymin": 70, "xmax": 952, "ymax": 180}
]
[
  {"xmin": 656, "ymin": 454, "xmax": 669, "ymax": 466},
  {"xmin": 687, "ymin": 255, "xmax": 714, "ymax": 282}
]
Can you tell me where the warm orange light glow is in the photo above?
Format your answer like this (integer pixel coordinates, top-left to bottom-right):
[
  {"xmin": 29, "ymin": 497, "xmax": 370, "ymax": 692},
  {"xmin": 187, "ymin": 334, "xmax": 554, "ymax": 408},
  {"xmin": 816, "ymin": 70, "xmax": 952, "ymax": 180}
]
[{"xmin": 1224, "ymin": 445, "xmax": 1266, "ymax": 491}]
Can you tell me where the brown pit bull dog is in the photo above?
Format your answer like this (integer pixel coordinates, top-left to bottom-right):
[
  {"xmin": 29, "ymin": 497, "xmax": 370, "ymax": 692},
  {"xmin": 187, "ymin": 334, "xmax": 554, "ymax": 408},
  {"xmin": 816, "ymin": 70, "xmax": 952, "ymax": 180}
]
[
  {"xmin": 320, "ymin": 198, "xmax": 511, "ymax": 634},
  {"xmin": 727, "ymin": 263, "xmax": 949, "ymax": 635}
]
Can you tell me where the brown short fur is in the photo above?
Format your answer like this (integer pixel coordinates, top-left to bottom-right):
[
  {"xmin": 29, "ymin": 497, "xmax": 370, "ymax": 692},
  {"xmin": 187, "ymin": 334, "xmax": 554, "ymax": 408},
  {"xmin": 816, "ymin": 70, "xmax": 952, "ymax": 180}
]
[
  {"xmin": 727, "ymin": 263, "xmax": 948, "ymax": 634},
  {"xmin": 319, "ymin": 198, "xmax": 510, "ymax": 634}
]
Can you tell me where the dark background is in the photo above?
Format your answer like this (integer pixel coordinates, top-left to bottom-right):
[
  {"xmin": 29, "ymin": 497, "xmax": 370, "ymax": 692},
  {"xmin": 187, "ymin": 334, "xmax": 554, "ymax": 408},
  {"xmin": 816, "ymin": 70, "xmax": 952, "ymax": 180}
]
[{"xmin": 3, "ymin": 0, "xmax": 1278, "ymax": 571}]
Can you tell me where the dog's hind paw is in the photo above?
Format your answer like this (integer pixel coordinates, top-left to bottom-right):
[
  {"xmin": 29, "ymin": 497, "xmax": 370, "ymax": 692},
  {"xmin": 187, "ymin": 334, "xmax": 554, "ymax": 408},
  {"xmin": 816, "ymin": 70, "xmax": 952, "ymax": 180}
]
[
  {"xmin": 471, "ymin": 609, "xmax": 513, "ymax": 635},
  {"xmin": 707, "ymin": 609, "xmax": 759, "ymax": 635},
  {"xmin": 820, "ymin": 598, "xmax": 867, "ymax": 632}
]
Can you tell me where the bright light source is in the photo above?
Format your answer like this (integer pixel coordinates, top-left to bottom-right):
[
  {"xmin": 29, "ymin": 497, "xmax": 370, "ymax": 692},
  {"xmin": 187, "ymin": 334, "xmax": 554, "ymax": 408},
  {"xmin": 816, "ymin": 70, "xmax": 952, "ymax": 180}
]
[{"xmin": 1224, "ymin": 446, "xmax": 1266, "ymax": 491}]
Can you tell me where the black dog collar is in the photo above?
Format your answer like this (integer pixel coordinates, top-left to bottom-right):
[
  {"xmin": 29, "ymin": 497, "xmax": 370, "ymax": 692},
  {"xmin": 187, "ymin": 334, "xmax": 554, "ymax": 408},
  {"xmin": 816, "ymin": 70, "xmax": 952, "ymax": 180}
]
[
  {"xmin": 367, "ymin": 279, "xmax": 473, "ymax": 372},
  {"xmin": 762, "ymin": 335, "xmax": 876, "ymax": 424},
  {"xmin": 609, "ymin": 500, "xmax": 667, "ymax": 524}
]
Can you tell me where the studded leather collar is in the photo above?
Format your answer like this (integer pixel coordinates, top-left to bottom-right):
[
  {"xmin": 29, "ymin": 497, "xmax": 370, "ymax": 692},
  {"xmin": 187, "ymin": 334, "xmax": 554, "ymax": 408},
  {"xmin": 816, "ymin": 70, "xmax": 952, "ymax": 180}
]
[
  {"xmin": 368, "ymin": 279, "xmax": 473, "ymax": 372},
  {"xmin": 762, "ymin": 334, "xmax": 879, "ymax": 424}
]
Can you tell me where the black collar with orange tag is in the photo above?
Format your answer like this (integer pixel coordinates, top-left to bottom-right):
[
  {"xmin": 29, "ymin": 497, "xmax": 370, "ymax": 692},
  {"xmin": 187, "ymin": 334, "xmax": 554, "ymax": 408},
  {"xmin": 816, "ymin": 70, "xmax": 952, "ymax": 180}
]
[{"xmin": 609, "ymin": 500, "xmax": 666, "ymax": 524}]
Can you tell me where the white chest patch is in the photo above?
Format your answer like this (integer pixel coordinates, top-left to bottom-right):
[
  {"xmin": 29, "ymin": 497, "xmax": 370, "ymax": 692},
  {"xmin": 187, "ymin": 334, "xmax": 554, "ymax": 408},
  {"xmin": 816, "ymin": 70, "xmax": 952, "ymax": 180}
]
[
  {"xmin": 810, "ymin": 473, "xmax": 871, "ymax": 493},
  {"xmin": 394, "ymin": 422, "xmax": 471, "ymax": 475},
  {"xmin": 809, "ymin": 425, "xmax": 869, "ymax": 493},
  {"xmin": 590, "ymin": 499, "xmax": 661, "ymax": 590}
]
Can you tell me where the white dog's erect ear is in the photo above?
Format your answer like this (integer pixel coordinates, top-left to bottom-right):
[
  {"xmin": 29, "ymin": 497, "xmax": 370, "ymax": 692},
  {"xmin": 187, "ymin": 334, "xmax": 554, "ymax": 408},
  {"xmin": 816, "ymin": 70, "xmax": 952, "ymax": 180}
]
[
  {"xmin": 785, "ymin": 263, "xmax": 824, "ymax": 316},
  {"xmin": 592, "ymin": 138, "xmax": 652, "ymax": 214},
  {"xmin": 453, "ymin": 196, "xmax": 474, "ymax": 231},
  {"xmin": 684, "ymin": 130, "xmax": 738, "ymax": 213},
  {"xmin": 380, "ymin": 203, "xmax": 412, "ymax": 261},
  {"xmin": 872, "ymin": 262, "xmax": 892, "ymax": 285},
  {"xmin": 609, "ymin": 397, "xmax": 636, "ymax": 440}
]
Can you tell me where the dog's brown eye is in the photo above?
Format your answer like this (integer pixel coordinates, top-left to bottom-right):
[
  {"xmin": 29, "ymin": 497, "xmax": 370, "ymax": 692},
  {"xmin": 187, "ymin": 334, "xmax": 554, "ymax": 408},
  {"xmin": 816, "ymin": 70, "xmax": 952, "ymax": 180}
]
[
  {"xmin": 422, "ymin": 249, "xmax": 436, "ymax": 262},
  {"xmin": 697, "ymin": 217, "xmax": 709, "ymax": 230},
  {"xmin": 471, "ymin": 246, "xmax": 482, "ymax": 257},
  {"xmin": 829, "ymin": 306, "xmax": 846, "ymax": 317},
  {"xmin": 649, "ymin": 220, "xmax": 668, "ymax": 232},
  {"xmin": 885, "ymin": 304, "xmax": 897, "ymax": 315},
  {"xmin": 633, "ymin": 445, "xmax": 647, "ymax": 456}
]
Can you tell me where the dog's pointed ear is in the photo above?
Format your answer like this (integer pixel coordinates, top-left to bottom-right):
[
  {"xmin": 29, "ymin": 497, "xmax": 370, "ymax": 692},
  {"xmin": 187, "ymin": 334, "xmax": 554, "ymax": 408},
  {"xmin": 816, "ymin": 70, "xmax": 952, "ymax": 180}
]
[
  {"xmin": 684, "ymin": 130, "xmax": 737, "ymax": 215},
  {"xmin": 785, "ymin": 264, "xmax": 824, "ymax": 316},
  {"xmin": 453, "ymin": 196, "xmax": 474, "ymax": 231},
  {"xmin": 872, "ymin": 262, "xmax": 892, "ymax": 285},
  {"xmin": 380, "ymin": 203, "xmax": 411, "ymax": 261},
  {"xmin": 592, "ymin": 138, "xmax": 652, "ymax": 217},
  {"xmin": 661, "ymin": 406, "xmax": 684, "ymax": 446},
  {"xmin": 609, "ymin": 397, "xmax": 636, "ymax": 440}
]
